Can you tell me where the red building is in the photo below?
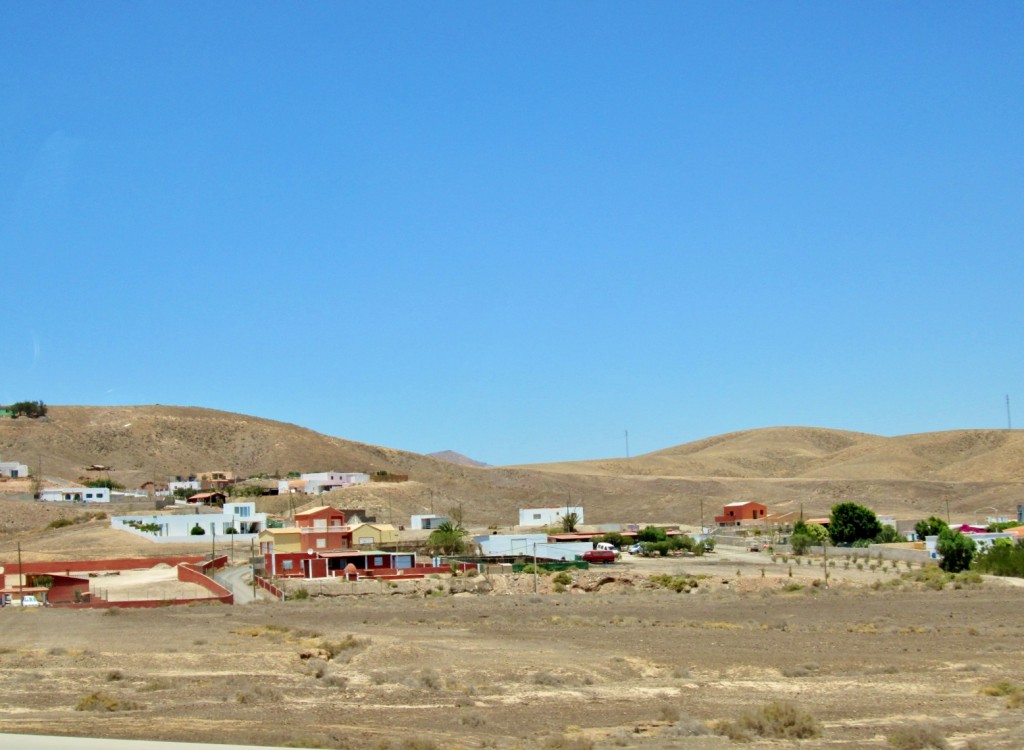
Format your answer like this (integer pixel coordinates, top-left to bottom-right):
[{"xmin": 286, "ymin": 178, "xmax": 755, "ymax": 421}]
[
  {"xmin": 262, "ymin": 550, "xmax": 417, "ymax": 578},
  {"xmin": 295, "ymin": 506, "xmax": 351, "ymax": 550},
  {"xmin": 715, "ymin": 501, "xmax": 768, "ymax": 527}
]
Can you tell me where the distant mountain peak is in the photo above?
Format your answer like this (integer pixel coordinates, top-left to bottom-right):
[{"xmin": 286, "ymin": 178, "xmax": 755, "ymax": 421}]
[{"xmin": 428, "ymin": 450, "xmax": 489, "ymax": 468}]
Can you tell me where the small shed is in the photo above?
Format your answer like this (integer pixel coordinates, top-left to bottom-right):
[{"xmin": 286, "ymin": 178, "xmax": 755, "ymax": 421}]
[
  {"xmin": 518, "ymin": 506, "xmax": 584, "ymax": 528},
  {"xmin": 411, "ymin": 514, "xmax": 449, "ymax": 530}
]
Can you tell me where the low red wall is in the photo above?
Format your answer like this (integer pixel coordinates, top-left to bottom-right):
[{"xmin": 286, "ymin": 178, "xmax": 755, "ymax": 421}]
[
  {"xmin": 6, "ymin": 557, "xmax": 205, "ymax": 576},
  {"xmin": 178, "ymin": 563, "xmax": 233, "ymax": 605},
  {"xmin": 255, "ymin": 575, "xmax": 285, "ymax": 600},
  {"xmin": 47, "ymin": 574, "xmax": 93, "ymax": 604}
]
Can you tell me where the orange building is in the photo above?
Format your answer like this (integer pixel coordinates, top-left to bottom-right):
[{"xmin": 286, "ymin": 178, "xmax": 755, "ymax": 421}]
[{"xmin": 714, "ymin": 501, "xmax": 767, "ymax": 527}]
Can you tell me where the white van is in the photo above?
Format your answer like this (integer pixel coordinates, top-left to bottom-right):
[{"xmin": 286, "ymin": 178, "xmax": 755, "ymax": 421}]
[{"xmin": 595, "ymin": 542, "xmax": 618, "ymax": 553}]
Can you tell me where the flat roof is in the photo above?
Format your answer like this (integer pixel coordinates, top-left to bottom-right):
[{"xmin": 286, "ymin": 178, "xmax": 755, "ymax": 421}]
[{"xmin": 317, "ymin": 550, "xmax": 396, "ymax": 558}]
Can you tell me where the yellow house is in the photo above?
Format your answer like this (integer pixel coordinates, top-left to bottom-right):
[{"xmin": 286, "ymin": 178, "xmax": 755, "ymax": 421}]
[
  {"xmin": 349, "ymin": 522, "xmax": 398, "ymax": 548},
  {"xmin": 259, "ymin": 528, "xmax": 302, "ymax": 554}
]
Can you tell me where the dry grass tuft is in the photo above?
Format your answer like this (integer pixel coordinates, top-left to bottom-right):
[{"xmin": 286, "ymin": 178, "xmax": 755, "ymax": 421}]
[
  {"xmin": 886, "ymin": 723, "xmax": 948, "ymax": 749},
  {"xmin": 716, "ymin": 701, "xmax": 820, "ymax": 740},
  {"xmin": 76, "ymin": 691, "xmax": 142, "ymax": 712}
]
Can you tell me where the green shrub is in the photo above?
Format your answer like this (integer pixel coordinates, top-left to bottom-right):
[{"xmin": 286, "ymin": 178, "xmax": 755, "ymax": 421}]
[
  {"xmin": 189, "ymin": 525, "xmax": 205, "ymax": 536},
  {"xmin": 650, "ymin": 574, "xmax": 699, "ymax": 593},
  {"xmin": 47, "ymin": 518, "xmax": 75, "ymax": 529},
  {"xmin": 637, "ymin": 525, "xmax": 668, "ymax": 543},
  {"xmin": 288, "ymin": 587, "xmax": 309, "ymax": 601},
  {"xmin": 552, "ymin": 571, "xmax": 572, "ymax": 586}
]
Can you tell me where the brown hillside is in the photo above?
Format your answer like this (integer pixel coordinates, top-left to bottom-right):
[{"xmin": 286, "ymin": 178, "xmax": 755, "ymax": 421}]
[{"xmin": 1, "ymin": 408, "xmax": 1023, "ymax": 533}]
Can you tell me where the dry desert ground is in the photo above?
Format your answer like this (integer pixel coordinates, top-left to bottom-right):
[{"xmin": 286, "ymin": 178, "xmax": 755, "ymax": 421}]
[{"xmin": 1, "ymin": 550, "xmax": 1023, "ymax": 750}]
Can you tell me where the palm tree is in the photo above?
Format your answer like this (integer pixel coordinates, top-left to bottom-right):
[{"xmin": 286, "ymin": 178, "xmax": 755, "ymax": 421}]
[
  {"xmin": 427, "ymin": 521, "xmax": 469, "ymax": 555},
  {"xmin": 561, "ymin": 511, "xmax": 580, "ymax": 533}
]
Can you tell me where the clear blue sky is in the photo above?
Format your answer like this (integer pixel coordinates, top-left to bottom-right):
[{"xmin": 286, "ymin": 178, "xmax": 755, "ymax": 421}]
[{"xmin": 2, "ymin": 3, "xmax": 1022, "ymax": 465}]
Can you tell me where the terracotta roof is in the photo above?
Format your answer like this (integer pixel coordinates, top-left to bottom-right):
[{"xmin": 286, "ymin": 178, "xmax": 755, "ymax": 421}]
[{"xmin": 295, "ymin": 506, "xmax": 344, "ymax": 517}]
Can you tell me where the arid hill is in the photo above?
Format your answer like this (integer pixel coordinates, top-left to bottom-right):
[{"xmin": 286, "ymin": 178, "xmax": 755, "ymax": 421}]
[
  {"xmin": 1, "ymin": 406, "xmax": 1023, "ymax": 528},
  {"xmin": 428, "ymin": 450, "xmax": 489, "ymax": 467}
]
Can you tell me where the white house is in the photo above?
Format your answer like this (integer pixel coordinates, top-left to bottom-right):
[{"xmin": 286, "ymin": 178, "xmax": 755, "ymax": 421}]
[
  {"xmin": 277, "ymin": 472, "xmax": 371, "ymax": 495},
  {"xmin": 518, "ymin": 506, "xmax": 584, "ymax": 528},
  {"xmin": 411, "ymin": 514, "xmax": 449, "ymax": 530},
  {"xmin": 39, "ymin": 487, "xmax": 110, "ymax": 503},
  {"xmin": 111, "ymin": 501, "xmax": 267, "ymax": 542},
  {"xmin": 0, "ymin": 455, "xmax": 29, "ymax": 478},
  {"xmin": 167, "ymin": 480, "xmax": 201, "ymax": 494},
  {"xmin": 473, "ymin": 534, "xmax": 593, "ymax": 561}
]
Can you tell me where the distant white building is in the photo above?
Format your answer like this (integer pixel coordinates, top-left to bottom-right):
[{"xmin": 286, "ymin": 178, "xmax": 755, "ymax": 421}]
[
  {"xmin": 39, "ymin": 487, "xmax": 110, "ymax": 503},
  {"xmin": 111, "ymin": 501, "xmax": 267, "ymax": 542},
  {"xmin": 277, "ymin": 472, "xmax": 371, "ymax": 495},
  {"xmin": 518, "ymin": 506, "xmax": 584, "ymax": 528},
  {"xmin": 411, "ymin": 514, "xmax": 449, "ymax": 530},
  {"xmin": 167, "ymin": 480, "xmax": 201, "ymax": 494},
  {"xmin": 0, "ymin": 455, "xmax": 29, "ymax": 478},
  {"xmin": 474, "ymin": 534, "xmax": 593, "ymax": 561}
]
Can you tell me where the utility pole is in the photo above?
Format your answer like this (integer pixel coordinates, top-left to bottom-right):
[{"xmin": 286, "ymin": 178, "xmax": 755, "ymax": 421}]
[
  {"xmin": 823, "ymin": 538, "xmax": 829, "ymax": 589},
  {"xmin": 625, "ymin": 430, "xmax": 630, "ymax": 459},
  {"xmin": 532, "ymin": 540, "xmax": 540, "ymax": 594},
  {"xmin": 16, "ymin": 540, "xmax": 24, "ymax": 602}
]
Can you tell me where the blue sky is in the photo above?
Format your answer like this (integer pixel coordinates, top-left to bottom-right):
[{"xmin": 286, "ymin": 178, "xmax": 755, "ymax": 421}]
[{"xmin": 2, "ymin": 3, "xmax": 1022, "ymax": 465}]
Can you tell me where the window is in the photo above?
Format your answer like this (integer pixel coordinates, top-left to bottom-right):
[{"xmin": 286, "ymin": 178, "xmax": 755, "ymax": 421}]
[
  {"xmin": 282, "ymin": 560, "xmax": 294, "ymax": 570},
  {"xmin": 316, "ymin": 538, "xmax": 326, "ymax": 549},
  {"xmin": 373, "ymin": 556, "xmax": 384, "ymax": 567},
  {"xmin": 235, "ymin": 506, "xmax": 250, "ymax": 517},
  {"xmin": 533, "ymin": 513, "xmax": 541, "ymax": 520}
]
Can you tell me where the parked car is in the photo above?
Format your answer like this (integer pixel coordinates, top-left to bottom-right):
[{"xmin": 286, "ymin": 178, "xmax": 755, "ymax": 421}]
[
  {"xmin": 582, "ymin": 549, "xmax": 616, "ymax": 564},
  {"xmin": 627, "ymin": 543, "xmax": 643, "ymax": 555},
  {"xmin": 17, "ymin": 595, "xmax": 44, "ymax": 607}
]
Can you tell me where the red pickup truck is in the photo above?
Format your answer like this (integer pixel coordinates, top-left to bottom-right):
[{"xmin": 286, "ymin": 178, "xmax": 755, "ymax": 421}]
[{"xmin": 582, "ymin": 549, "xmax": 616, "ymax": 564}]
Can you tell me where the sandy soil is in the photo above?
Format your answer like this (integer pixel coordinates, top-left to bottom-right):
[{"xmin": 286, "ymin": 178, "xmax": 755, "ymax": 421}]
[
  {"xmin": 1, "ymin": 553, "xmax": 1022, "ymax": 750},
  {"xmin": 83, "ymin": 566, "xmax": 211, "ymax": 603}
]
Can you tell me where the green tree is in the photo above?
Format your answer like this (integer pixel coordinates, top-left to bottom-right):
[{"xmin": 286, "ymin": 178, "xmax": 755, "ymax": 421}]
[
  {"xmin": 828, "ymin": 502, "xmax": 882, "ymax": 545},
  {"xmin": 595, "ymin": 532, "xmax": 630, "ymax": 548},
  {"xmin": 937, "ymin": 530, "xmax": 976, "ymax": 573},
  {"xmin": 10, "ymin": 400, "xmax": 47, "ymax": 418},
  {"xmin": 86, "ymin": 478, "xmax": 125, "ymax": 490},
  {"xmin": 560, "ymin": 511, "xmax": 580, "ymax": 533},
  {"xmin": 427, "ymin": 521, "xmax": 469, "ymax": 555},
  {"xmin": 874, "ymin": 525, "xmax": 903, "ymax": 544},
  {"xmin": 790, "ymin": 534, "xmax": 813, "ymax": 556},
  {"xmin": 914, "ymin": 516, "xmax": 949, "ymax": 541},
  {"xmin": 804, "ymin": 523, "xmax": 829, "ymax": 544},
  {"xmin": 637, "ymin": 525, "xmax": 667, "ymax": 543},
  {"xmin": 974, "ymin": 539, "xmax": 1024, "ymax": 577}
]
